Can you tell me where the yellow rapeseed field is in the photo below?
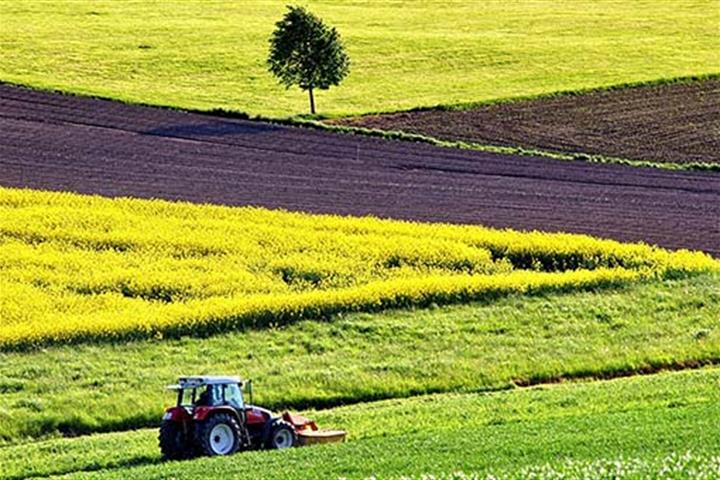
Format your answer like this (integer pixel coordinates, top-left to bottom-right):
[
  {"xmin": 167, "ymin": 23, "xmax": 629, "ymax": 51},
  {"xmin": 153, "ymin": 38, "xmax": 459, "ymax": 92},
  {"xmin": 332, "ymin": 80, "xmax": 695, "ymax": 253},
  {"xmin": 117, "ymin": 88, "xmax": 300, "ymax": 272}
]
[{"xmin": 0, "ymin": 187, "xmax": 716, "ymax": 349}]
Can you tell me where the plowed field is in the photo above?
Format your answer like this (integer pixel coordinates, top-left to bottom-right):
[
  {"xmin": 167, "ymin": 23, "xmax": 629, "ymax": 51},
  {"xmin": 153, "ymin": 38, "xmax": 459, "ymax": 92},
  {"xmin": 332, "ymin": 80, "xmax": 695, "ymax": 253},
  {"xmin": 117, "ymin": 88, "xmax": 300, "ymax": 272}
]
[
  {"xmin": 1, "ymin": 84, "xmax": 718, "ymax": 256},
  {"xmin": 335, "ymin": 79, "xmax": 720, "ymax": 165}
]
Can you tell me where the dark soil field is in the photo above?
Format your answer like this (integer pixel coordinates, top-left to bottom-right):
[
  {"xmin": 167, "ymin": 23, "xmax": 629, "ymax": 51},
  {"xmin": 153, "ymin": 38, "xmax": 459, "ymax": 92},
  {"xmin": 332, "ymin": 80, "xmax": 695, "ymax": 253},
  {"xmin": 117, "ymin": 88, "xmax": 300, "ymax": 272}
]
[
  {"xmin": 1, "ymin": 84, "xmax": 718, "ymax": 256},
  {"xmin": 334, "ymin": 79, "xmax": 720, "ymax": 165}
]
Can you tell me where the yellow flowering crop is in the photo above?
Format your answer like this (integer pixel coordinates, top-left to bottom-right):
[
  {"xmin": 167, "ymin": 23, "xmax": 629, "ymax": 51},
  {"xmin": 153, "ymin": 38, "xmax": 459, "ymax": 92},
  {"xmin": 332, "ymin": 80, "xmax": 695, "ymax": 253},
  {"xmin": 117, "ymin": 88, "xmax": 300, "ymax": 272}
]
[{"xmin": 0, "ymin": 187, "xmax": 716, "ymax": 349}]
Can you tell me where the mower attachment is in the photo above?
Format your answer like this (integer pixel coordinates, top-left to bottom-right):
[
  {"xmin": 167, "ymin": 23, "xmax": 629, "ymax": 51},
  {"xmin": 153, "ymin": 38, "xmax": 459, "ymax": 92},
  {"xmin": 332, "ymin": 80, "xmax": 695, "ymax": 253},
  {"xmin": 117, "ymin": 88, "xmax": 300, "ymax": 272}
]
[{"xmin": 282, "ymin": 412, "xmax": 347, "ymax": 445}]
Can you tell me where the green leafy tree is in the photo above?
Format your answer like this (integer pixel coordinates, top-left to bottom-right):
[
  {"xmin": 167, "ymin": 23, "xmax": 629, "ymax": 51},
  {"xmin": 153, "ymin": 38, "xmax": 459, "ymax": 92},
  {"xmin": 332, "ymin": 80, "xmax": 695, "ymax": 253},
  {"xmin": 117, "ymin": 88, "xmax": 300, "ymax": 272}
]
[{"xmin": 268, "ymin": 5, "xmax": 350, "ymax": 115}]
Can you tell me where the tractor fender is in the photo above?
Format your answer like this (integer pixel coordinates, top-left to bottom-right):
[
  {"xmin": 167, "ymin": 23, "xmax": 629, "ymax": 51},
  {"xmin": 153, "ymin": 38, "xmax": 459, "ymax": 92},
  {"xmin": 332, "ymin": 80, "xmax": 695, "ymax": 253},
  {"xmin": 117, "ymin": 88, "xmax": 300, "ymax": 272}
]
[
  {"xmin": 163, "ymin": 406, "xmax": 191, "ymax": 422},
  {"xmin": 245, "ymin": 405, "xmax": 273, "ymax": 425},
  {"xmin": 260, "ymin": 416, "xmax": 284, "ymax": 445}
]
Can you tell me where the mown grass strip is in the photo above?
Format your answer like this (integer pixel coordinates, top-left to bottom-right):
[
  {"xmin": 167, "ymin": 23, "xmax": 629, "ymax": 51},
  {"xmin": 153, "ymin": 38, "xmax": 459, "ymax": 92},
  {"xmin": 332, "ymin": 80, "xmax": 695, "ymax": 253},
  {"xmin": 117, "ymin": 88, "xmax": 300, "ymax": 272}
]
[
  {"xmin": 297, "ymin": 119, "xmax": 720, "ymax": 172},
  {"xmin": 3, "ymin": 367, "xmax": 720, "ymax": 479}
]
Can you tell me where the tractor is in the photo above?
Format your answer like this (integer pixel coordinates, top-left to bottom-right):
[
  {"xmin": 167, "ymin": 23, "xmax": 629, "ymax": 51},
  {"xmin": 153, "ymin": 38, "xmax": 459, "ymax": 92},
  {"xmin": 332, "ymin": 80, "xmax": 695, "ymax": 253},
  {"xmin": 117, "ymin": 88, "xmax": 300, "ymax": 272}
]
[{"xmin": 159, "ymin": 376, "xmax": 345, "ymax": 459}]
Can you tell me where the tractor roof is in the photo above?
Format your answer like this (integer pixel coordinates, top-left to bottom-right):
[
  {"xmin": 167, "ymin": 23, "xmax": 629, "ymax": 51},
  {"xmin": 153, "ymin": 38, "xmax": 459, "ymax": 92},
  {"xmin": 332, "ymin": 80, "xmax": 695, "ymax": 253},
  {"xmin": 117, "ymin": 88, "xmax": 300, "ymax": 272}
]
[{"xmin": 167, "ymin": 376, "xmax": 243, "ymax": 390}]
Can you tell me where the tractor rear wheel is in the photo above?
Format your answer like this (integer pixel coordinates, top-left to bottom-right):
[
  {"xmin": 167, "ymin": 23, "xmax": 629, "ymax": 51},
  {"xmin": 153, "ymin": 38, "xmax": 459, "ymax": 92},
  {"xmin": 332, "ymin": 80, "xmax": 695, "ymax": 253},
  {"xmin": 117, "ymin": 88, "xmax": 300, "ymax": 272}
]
[
  {"xmin": 197, "ymin": 413, "xmax": 242, "ymax": 456},
  {"xmin": 159, "ymin": 420, "xmax": 194, "ymax": 460},
  {"xmin": 266, "ymin": 420, "xmax": 297, "ymax": 449}
]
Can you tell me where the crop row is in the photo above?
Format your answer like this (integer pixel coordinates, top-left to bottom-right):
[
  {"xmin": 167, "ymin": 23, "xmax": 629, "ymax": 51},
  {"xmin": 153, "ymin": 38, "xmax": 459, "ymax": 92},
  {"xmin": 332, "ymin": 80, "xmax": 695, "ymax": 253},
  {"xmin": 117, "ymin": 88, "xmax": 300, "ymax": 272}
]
[{"xmin": 0, "ymin": 187, "xmax": 717, "ymax": 349}]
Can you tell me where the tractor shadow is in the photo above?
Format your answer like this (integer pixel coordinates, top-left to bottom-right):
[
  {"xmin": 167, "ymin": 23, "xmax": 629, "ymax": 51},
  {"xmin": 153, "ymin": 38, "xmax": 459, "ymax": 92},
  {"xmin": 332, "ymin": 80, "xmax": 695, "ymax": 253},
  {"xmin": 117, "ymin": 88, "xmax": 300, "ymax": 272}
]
[{"xmin": 9, "ymin": 454, "xmax": 164, "ymax": 480}]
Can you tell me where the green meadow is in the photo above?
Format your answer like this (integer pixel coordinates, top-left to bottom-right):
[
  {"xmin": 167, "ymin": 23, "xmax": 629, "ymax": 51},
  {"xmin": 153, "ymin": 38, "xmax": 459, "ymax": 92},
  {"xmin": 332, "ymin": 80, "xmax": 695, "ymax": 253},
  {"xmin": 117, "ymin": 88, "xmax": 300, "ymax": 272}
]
[
  {"xmin": 3, "ymin": 367, "xmax": 720, "ymax": 479},
  {"xmin": 1, "ymin": 0, "xmax": 718, "ymax": 117}
]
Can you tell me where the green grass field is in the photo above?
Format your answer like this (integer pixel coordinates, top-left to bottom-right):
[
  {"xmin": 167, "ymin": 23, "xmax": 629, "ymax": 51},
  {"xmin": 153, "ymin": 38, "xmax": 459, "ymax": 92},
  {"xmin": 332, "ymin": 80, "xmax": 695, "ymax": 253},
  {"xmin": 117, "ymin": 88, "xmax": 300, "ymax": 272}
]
[
  {"xmin": 1, "ymin": 273, "xmax": 718, "ymax": 445},
  {"xmin": 4, "ymin": 367, "xmax": 720, "ymax": 479},
  {"xmin": 1, "ymin": 0, "xmax": 718, "ymax": 117}
]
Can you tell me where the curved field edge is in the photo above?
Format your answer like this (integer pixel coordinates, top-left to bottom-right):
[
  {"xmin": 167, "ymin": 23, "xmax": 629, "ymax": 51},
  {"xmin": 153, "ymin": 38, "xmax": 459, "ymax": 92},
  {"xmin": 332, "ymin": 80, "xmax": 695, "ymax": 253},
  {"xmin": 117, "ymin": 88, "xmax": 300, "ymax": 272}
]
[
  {"xmin": 318, "ymin": 74, "xmax": 720, "ymax": 171},
  {"xmin": 331, "ymin": 72, "xmax": 720, "ymax": 116},
  {"xmin": 3, "ymin": 367, "xmax": 720, "ymax": 479},
  {"xmin": 1, "ymin": 187, "xmax": 716, "ymax": 350},
  {"xmin": 0, "ymin": 273, "xmax": 718, "ymax": 444},
  {"xmin": 311, "ymin": 120, "xmax": 720, "ymax": 173},
  {"xmin": 1, "ymin": 1, "xmax": 717, "ymax": 117},
  {"xmin": 4, "ymin": 75, "xmax": 719, "ymax": 172}
]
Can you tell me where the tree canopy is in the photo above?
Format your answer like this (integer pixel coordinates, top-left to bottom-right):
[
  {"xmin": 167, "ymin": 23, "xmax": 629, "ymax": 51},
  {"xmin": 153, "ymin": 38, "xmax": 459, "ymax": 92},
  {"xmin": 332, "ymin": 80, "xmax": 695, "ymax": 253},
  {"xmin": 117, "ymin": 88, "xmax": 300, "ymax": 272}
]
[{"xmin": 268, "ymin": 5, "xmax": 350, "ymax": 114}]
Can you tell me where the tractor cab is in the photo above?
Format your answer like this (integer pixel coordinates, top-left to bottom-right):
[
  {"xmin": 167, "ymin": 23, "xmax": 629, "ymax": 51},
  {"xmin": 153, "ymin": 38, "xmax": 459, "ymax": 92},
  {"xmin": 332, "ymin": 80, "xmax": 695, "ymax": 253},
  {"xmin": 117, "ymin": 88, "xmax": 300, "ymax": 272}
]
[{"xmin": 170, "ymin": 376, "xmax": 245, "ymax": 411}]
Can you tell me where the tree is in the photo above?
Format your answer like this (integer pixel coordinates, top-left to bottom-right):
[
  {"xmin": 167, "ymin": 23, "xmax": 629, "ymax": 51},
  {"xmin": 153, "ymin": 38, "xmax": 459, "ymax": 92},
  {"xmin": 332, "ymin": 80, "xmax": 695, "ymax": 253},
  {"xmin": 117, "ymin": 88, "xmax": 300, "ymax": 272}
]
[{"xmin": 268, "ymin": 5, "xmax": 350, "ymax": 115}]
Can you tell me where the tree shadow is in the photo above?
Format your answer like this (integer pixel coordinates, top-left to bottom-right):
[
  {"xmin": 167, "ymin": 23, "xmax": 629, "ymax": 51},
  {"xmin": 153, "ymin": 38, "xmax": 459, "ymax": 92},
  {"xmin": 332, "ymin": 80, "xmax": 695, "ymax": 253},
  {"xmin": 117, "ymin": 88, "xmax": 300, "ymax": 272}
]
[{"xmin": 144, "ymin": 121, "xmax": 282, "ymax": 138}]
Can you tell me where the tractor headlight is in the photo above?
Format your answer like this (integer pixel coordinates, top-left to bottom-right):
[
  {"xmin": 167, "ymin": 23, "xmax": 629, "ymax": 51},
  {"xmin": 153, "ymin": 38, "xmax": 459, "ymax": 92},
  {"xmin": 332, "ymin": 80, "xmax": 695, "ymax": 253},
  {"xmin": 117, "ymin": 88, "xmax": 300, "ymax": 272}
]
[{"xmin": 163, "ymin": 412, "xmax": 173, "ymax": 420}]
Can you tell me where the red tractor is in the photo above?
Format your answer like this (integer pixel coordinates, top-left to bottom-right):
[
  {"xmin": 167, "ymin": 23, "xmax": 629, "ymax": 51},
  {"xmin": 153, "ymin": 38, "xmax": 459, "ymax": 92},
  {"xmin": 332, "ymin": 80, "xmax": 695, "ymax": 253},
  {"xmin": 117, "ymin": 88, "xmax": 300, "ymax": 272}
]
[{"xmin": 159, "ymin": 376, "xmax": 345, "ymax": 458}]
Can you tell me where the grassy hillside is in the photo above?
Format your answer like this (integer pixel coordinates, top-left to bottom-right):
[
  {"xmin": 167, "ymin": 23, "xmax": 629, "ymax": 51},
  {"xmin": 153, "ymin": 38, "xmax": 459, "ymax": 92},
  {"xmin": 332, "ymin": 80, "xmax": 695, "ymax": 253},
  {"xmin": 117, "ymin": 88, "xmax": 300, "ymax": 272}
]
[
  {"xmin": 3, "ymin": 367, "xmax": 720, "ymax": 479},
  {"xmin": 1, "ymin": 1, "xmax": 718, "ymax": 117},
  {"xmin": 1, "ymin": 272, "xmax": 718, "ymax": 444}
]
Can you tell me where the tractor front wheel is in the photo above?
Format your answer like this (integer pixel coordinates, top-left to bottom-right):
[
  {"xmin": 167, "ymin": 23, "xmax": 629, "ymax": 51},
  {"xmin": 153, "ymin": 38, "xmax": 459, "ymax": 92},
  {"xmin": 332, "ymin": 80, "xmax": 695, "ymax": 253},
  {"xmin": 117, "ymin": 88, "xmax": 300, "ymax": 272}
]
[
  {"xmin": 159, "ymin": 420, "xmax": 194, "ymax": 460},
  {"xmin": 197, "ymin": 413, "xmax": 242, "ymax": 456},
  {"xmin": 266, "ymin": 420, "xmax": 297, "ymax": 449}
]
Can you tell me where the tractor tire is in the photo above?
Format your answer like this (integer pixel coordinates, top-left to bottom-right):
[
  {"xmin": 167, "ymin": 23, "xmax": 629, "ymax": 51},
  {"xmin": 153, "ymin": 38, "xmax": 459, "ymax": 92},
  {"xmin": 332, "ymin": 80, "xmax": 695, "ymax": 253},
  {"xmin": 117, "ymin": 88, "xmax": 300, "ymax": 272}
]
[
  {"xmin": 197, "ymin": 413, "xmax": 242, "ymax": 456},
  {"xmin": 266, "ymin": 420, "xmax": 297, "ymax": 449},
  {"xmin": 159, "ymin": 420, "xmax": 194, "ymax": 460}
]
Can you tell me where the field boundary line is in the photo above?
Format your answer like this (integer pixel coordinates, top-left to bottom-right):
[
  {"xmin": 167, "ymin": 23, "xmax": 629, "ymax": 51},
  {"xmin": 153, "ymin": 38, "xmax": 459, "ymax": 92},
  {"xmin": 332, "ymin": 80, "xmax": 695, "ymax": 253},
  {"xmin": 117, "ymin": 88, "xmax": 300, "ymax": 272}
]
[
  {"xmin": 325, "ymin": 72, "xmax": 720, "ymax": 116},
  {"xmin": 282, "ymin": 120, "xmax": 720, "ymax": 173},
  {"xmin": 2, "ymin": 74, "xmax": 718, "ymax": 172},
  {"xmin": 3, "ymin": 72, "xmax": 717, "ymax": 120}
]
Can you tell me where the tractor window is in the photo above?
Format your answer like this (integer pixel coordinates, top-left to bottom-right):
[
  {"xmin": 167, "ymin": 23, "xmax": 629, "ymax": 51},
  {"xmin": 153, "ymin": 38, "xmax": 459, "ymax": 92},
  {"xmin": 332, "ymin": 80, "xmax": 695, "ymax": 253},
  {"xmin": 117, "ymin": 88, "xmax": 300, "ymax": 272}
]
[
  {"xmin": 224, "ymin": 383, "xmax": 244, "ymax": 409},
  {"xmin": 195, "ymin": 385, "xmax": 219, "ymax": 406},
  {"xmin": 178, "ymin": 388, "xmax": 197, "ymax": 406}
]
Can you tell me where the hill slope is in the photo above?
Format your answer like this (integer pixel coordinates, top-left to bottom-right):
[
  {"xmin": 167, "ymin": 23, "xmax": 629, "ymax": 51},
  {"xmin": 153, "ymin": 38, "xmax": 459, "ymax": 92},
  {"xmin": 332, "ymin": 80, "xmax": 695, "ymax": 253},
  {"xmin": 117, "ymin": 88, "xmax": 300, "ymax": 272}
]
[{"xmin": 1, "ymin": 0, "xmax": 718, "ymax": 116}]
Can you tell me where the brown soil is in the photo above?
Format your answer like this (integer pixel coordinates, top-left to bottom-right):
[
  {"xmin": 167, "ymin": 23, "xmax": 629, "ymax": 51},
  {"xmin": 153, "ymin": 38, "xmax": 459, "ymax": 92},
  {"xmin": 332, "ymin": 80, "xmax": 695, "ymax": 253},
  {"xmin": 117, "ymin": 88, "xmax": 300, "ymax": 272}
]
[
  {"xmin": 334, "ymin": 80, "xmax": 720, "ymax": 165},
  {"xmin": 1, "ymin": 84, "xmax": 718, "ymax": 256}
]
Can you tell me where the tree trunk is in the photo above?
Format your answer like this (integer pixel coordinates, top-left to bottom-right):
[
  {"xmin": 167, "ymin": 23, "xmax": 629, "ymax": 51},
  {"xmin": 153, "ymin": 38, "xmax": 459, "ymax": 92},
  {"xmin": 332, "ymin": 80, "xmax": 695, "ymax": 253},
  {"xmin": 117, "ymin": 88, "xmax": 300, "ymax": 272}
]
[{"xmin": 308, "ymin": 87, "xmax": 316, "ymax": 115}]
